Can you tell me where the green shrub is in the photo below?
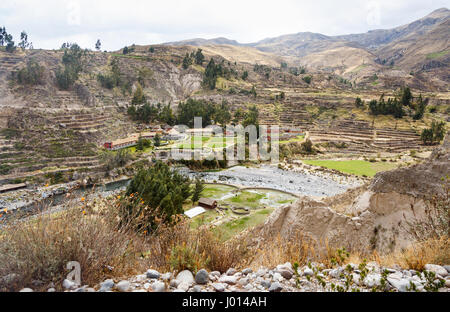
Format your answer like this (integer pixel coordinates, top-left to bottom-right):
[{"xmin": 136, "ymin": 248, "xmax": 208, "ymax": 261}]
[
  {"xmin": 119, "ymin": 162, "xmax": 192, "ymax": 233},
  {"xmin": 14, "ymin": 60, "xmax": 45, "ymax": 85}
]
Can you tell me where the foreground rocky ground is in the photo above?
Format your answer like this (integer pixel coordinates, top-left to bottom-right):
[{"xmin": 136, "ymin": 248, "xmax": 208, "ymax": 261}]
[{"xmin": 18, "ymin": 262, "xmax": 450, "ymax": 293}]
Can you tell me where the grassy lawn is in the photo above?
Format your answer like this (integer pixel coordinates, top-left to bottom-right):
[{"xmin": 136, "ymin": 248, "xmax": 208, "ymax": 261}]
[
  {"xmin": 226, "ymin": 191, "xmax": 265, "ymax": 209},
  {"xmin": 215, "ymin": 208, "xmax": 274, "ymax": 241},
  {"xmin": 199, "ymin": 184, "xmax": 237, "ymax": 199},
  {"xmin": 302, "ymin": 159, "xmax": 398, "ymax": 177}
]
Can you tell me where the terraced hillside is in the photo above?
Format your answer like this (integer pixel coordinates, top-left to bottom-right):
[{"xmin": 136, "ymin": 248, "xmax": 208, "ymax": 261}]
[{"xmin": 0, "ymin": 33, "xmax": 448, "ymax": 186}]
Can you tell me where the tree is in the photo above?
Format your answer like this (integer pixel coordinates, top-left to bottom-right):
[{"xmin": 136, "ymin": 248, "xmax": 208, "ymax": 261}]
[
  {"xmin": 400, "ymin": 87, "xmax": 413, "ymax": 107},
  {"xmin": 214, "ymin": 100, "xmax": 232, "ymax": 126},
  {"xmin": 18, "ymin": 31, "xmax": 30, "ymax": 50},
  {"xmin": 0, "ymin": 27, "xmax": 5, "ymax": 46},
  {"xmin": 182, "ymin": 53, "xmax": 193, "ymax": 69},
  {"xmin": 421, "ymin": 128, "xmax": 434, "ymax": 145},
  {"xmin": 95, "ymin": 39, "xmax": 101, "ymax": 51},
  {"xmin": 177, "ymin": 98, "xmax": 216, "ymax": 128},
  {"xmin": 355, "ymin": 97, "xmax": 364, "ymax": 108},
  {"xmin": 149, "ymin": 47, "xmax": 155, "ymax": 53},
  {"xmin": 3, "ymin": 28, "xmax": 15, "ymax": 53},
  {"xmin": 122, "ymin": 161, "xmax": 192, "ymax": 233},
  {"xmin": 242, "ymin": 105, "xmax": 259, "ymax": 129},
  {"xmin": 203, "ymin": 58, "xmax": 218, "ymax": 90},
  {"xmin": 132, "ymin": 83, "xmax": 146, "ymax": 105},
  {"xmin": 153, "ymin": 133, "xmax": 161, "ymax": 147},
  {"xmin": 421, "ymin": 121, "xmax": 446, "ymax": 145},
  {"xmin": 250, "ymin": 85, "xmax": 257, "ymax": 98},
  {"xmin": 241, "ymin": 71, "xmax": 248, "ymax": 80},
  {"xmin": 194, "ymin": 48, "xmax": 205, "ymax": 65},
  {"xmin": 56, "ymin": 43, "xmax": 88, "ymax": 90},
  {"xmin": 191, "ymin": 177, "xmax": 205, "ymax": 204},
  {"xmin": 159, "ymin": 103, "xmax": 175, "ymax": 126},
  {"xmin": 123, "ymin": 46, "xmax": 129, "ymax": 54},
  {"xmin": 136, "ymin": 137, "xmax": 152, "ymax": 151},
  {"xmin": 413, "ymin": 94, "xmax": 428, "ymax": 120}
]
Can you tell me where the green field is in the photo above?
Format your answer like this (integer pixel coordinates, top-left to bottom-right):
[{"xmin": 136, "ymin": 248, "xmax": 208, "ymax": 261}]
[
  {"xmin": 215, "ymin": 208, "xmax": 274, "ymax": 241},
  {"xmin": 278, "ymin": 135, "xmax": 305, "ymax": 144},
  {"xmin": 186, "ymin": 184, "xmax": 296, "ymax": 239},
  {"xmin": 426, "ymin": 50, "xmax": 449, "ymax": 59},
  {"xmin": 302, "ymin": 159, "xmax": 398, "ymax": 177}
]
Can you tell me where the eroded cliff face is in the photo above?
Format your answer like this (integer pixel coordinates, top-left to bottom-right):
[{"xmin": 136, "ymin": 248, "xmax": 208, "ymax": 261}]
[{"xmin": 257, "ymin": 135, "xmax": 449, "ymax": 254}]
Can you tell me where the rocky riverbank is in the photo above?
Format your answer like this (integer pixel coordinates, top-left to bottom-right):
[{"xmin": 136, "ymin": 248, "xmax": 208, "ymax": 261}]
[{"xmin": 17, "ymin": 262, "xmax": 450, "ymax": 293}]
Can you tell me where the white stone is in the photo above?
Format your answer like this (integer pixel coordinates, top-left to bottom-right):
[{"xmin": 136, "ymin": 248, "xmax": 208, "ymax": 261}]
[
  {"xmin": 152, "ymin": 281, "xmax": 166, "ymax": 292},
  {"xmin": 387, "ymin": 276, "xmax": 410, "ymax": 292},
  {"xmin": 364, "ymin": 273, "xmax": 382, "ymax": 288},
  {"xmin": 62, "ymin": 279, "xmax": 78, "ymax": 290},
  {"xmin": 177, "ymin": 281, "xmax": 190, "ymax": 292},
  {"xmin": 424, "ymin": 264, "xmax": 448, "ymax": 277},
  {"xmin": 303, "ymin": 268, "xmax": 314, "ymax": 276},
  {"xmin": 212, "ymin": 283, "xmax": 226, "ymax": 292},
  {"xmin": 115, "ymin": 280, "xmax": 131, "ymax": 292},
  {"xmin": 219, "ymin": 275, "xmax": 238, "ymax": 285},
  {"xmin": 176, "ymin": 270, "xmax": 195, "ymax": 285}
]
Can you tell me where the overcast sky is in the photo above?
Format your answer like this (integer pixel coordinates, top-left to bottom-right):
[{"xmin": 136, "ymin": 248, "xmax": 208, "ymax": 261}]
[{"xmin": 1, "ymin": 0, "xmax": 448, "ymax": 51}]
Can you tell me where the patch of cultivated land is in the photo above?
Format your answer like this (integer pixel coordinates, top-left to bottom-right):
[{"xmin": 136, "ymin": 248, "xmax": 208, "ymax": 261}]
[
  {"xmin": 186, "ymin": 184, "xmax": 296, "ymax": 240},
  {"xmin": 302, "ymin": 159, "xmax": 398, "ymax": 177}
]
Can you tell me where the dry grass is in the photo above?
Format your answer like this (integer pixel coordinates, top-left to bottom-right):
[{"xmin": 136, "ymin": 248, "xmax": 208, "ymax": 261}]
[
  {"xmin": 376, "ymin": 236, "xmax": 450, "ymax": 271},
  {"xmin": 145, "ymin": 222, "xmax": 249, "ymax": 273},
  {"xmin": 0, "ymin": 195, "xmax": 249, "ymax": 291},
  {"xmin": 0, "ymin": 203, "xmax": 144, "ymax": 291},
  {"xmin": 247, "ymin": 231, "xmax": 339, "ymax": 269}
]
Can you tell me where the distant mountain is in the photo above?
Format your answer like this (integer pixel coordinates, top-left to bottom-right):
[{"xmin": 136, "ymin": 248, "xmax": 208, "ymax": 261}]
[
  {"xmin": 164, "ymin": 37, "xmax": 241, "ymax": 47},
  {"xmin": 163, "ymin": 8, "xmax": 449, "ymax": 60},
  {"xmin": 162, "ymin": 8, "xmax": 449, "ymax": 83},
  {"xmin": 249, "ymin": 32, "xmax": 350, "ymax": 58},
  {"xmin": 336, "ymin": 8, "xmax": 449, "ymax": 49}
]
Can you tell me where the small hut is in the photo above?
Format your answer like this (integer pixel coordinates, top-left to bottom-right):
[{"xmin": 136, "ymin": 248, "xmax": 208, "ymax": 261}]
[{"xmin": 198, "ymin": 198, "xmax": 218, "ymax": 209}]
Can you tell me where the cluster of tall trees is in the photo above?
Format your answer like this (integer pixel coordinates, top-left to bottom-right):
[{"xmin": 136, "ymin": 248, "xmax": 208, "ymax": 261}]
[
  {"xmin": 203, "ymin": 58, "xmax": 240, "ymax": 90},
  {"xmin": 366, "ymin": 87, "xmax": 429, "ymax": 119},
  {"xmin": 421, "ymin": 121, "xmax": 446, "ymax": 145},
  {"xmin": 0, "ymin": 27, "xmax": 32, "ymax": 52},
  {"xmin": 177, "ymin": 98, "xmax": 231, "ymax": 128},
  {"xmin": 55, "ymin": 43, "xmax": 89, "ymax": 90},
  {"xmin": 182, "ymin": 48, "xmax": 205, "ymax": 69},
  {"xmin": 128, "ymin": 101, "xmax": 176, "ymax": 125}
]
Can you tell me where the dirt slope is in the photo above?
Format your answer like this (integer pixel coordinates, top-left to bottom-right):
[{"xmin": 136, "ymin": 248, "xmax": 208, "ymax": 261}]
[{"xmin": 256, "ymin": 135, "xmax": 449, "ymax": 254}]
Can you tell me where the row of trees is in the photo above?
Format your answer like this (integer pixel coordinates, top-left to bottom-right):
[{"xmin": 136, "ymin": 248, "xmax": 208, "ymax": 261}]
[
  {"xmin": 177, "ymin": 98, "xmax": 231, "ymax": 128},
  {"xmin": 128, "ymin": 101, "xmax": 176, "ymax": 125},
  {"xmin": 361, "ymin": 87, "xmax": 429, "ymax": 120},
  {"xmin": 0, "ymin": 27, "xmax": 32, "ymax": 52}
]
